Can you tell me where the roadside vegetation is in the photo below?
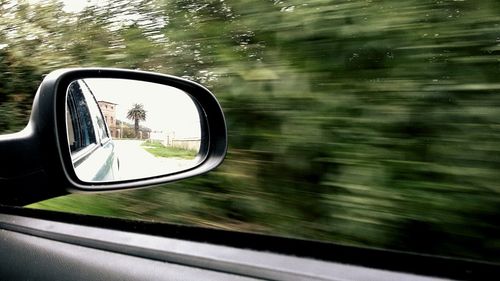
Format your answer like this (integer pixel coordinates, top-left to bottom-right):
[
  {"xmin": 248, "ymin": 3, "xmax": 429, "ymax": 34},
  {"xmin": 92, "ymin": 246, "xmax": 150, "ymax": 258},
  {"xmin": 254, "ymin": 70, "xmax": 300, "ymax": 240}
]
[
  {"xmin": 4, "ymin": 0, "xmax": 500, "ymax": 263},
  {"xmin": 141, "ymin": 140, "xmax": 197, "ymax": 159}
]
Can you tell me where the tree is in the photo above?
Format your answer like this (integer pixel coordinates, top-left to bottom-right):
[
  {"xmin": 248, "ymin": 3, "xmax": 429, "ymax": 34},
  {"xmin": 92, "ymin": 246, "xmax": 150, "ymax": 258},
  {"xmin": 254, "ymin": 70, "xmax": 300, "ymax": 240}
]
[{"xmin": 126, "ymin": 103, "xmax": 146, "ymax": 138}]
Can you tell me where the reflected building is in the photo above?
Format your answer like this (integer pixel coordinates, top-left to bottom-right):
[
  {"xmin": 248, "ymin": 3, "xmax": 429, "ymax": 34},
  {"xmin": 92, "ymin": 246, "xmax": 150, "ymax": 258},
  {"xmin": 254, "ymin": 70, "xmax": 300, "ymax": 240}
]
[{"xmin": 98, "ymin": 101, "xmax": 118, "ymax": 138}]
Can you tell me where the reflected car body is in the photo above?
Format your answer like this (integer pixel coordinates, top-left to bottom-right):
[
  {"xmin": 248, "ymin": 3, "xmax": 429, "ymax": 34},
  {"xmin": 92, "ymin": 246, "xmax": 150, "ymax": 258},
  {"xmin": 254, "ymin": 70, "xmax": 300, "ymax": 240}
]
[{"xmin": 66, "ymin": 79, "xmax": 119, "ymax": 181}]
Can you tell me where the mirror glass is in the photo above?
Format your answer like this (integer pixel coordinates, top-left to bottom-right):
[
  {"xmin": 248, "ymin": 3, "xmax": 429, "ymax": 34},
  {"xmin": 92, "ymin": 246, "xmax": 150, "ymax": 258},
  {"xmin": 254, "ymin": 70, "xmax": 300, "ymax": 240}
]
[{"xmin": 65, "ymin": 78, "xmax": 203, "ymax": 183}]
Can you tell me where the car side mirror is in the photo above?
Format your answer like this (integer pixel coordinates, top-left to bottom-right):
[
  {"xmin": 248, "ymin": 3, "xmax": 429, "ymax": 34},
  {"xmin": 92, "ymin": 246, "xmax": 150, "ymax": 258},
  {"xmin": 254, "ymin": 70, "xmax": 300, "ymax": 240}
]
[{"xmin": 0, "ymin": 68, "xmax": 227, "ymax": 205}]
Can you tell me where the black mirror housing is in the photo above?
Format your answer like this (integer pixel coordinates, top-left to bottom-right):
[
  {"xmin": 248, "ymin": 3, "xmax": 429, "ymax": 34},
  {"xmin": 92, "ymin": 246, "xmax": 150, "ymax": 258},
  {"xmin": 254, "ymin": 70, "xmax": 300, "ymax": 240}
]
[{"xmin": 0, "ymin": 68, "xmax": 227, "ymax": 205}]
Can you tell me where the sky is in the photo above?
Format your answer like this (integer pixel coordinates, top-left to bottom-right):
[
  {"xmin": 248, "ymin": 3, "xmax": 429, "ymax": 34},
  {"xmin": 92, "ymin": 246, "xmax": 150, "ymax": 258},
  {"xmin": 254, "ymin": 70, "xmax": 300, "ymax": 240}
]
[
  {"xmin": 27, "ymin": 0, "xmax": 103, "ymax": 13},
  {"xmin": 84, "ymin": 78, "xmax": 201, "ymax": 139}
]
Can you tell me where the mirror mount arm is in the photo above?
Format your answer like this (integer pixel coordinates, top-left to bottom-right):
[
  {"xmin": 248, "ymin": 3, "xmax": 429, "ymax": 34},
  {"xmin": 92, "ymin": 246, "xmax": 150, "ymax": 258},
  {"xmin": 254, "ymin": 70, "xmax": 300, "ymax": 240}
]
[
  {"xmin": 0, "ymin": 72, "xmax": 70, "ymax": 206},
  {"xmin": 0, "ymin": 126, "xmax": 67, "ymax": 206}
]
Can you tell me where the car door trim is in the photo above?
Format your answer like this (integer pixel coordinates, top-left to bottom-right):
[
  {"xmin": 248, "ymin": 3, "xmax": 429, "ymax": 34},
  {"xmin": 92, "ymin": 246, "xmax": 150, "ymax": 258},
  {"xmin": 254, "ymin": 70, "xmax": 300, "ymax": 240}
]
[
  {"xmin": 0, "ymin": 212, "xmax": 452, "ymax": 281},
  {"xmin": 0, "ymin": 206, "xmax": 497, "ymax": 280},
  {"xmin": 71, "ymin": 142, "xmax": 100, "ymax": 166}
]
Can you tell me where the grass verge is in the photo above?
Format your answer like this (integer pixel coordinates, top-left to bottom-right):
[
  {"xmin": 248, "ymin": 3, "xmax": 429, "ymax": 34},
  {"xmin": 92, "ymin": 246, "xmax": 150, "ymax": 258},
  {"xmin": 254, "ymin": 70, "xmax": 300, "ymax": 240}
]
[{"xmin": 141, "ymin": 140, "xmax": 197, "ymax": 159}]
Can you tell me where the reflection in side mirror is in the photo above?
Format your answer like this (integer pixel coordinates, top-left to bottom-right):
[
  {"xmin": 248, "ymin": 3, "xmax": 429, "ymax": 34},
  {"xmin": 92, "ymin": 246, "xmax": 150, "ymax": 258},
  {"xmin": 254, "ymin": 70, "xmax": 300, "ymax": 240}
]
[{"xmin": 66, "ymin": 78, "xmax": 203, "ymax": 183}]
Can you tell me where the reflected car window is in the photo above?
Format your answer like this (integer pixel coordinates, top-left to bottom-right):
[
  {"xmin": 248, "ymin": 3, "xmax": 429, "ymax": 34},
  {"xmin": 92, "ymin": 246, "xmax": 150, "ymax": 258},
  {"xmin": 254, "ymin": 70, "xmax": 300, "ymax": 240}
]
[
  {"xmin": 67, "ymin": 81, "xmax": 97, "ymax": 153},
  {"xmin": 79, "ymin": 80, "xmax": 109, "ymax": 141}
]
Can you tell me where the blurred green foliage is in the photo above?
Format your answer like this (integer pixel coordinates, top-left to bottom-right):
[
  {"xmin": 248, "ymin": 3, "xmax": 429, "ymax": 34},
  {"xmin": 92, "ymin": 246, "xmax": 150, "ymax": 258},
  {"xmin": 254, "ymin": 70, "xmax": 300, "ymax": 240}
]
[{"xmin": 1, "ymin": 0, "xmax": 499, "ymax": 262}]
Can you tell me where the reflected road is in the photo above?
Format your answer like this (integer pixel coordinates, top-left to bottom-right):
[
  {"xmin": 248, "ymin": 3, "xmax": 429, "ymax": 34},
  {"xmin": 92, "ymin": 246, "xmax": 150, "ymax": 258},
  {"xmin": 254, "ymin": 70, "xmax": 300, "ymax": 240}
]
[{"xmin": 114, "ymin": 140, "xmax": 197, "ymax": 180}]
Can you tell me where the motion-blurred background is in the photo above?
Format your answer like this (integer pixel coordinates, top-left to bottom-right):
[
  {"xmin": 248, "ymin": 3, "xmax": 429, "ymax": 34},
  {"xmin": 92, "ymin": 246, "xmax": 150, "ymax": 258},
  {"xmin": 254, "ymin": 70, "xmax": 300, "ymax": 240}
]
[{"xmin": 1, "ymin": 0, "xmax": 500, "ymax": 262}]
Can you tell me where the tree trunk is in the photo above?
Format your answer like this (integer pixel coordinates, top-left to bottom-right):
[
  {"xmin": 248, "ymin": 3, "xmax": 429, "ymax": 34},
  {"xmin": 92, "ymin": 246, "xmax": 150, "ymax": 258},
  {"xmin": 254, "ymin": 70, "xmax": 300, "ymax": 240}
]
[{"xmin": 134, "ymin": 119, "xmax": 139, "ymax": 139}]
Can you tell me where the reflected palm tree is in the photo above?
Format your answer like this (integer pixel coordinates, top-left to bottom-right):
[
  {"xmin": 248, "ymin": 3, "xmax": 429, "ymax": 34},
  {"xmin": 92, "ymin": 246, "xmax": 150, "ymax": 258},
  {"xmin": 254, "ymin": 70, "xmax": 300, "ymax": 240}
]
[{"xmin": 127, "ymin": 103, "xmax": 146, "ymax": 139}]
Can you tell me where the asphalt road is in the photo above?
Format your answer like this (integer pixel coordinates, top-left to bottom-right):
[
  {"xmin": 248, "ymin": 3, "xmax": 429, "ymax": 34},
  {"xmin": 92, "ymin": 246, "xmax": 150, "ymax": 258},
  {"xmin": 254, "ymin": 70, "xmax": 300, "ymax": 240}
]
[{"xmin": 114, "ymin": 139, "xmax": 197, "ymax": 180}]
